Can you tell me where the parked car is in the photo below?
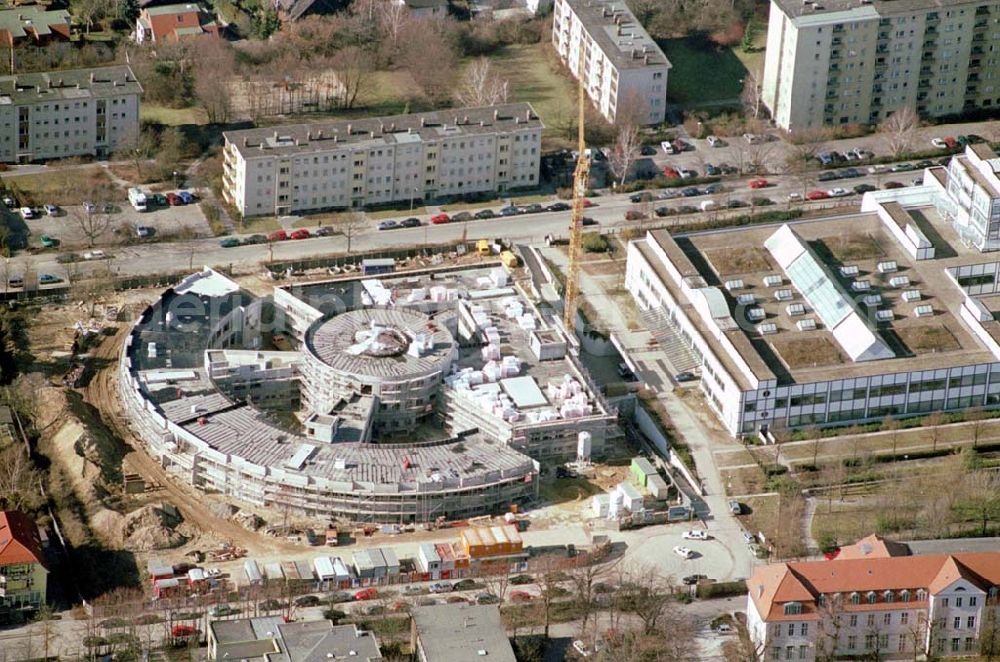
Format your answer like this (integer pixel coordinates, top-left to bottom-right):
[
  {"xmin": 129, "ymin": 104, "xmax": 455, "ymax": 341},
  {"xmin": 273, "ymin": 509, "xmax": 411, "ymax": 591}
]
[
  {"xmin": 662, "ymin": 166, "xmax": 680, "ymax": 178},
  {"xmin": 268, "ymin": 230, "xmax": 288, "ymax": 242},
  {"xmin": 748, "ymin": 178, "xmax": 769, "ymax": 189},
  {"xmin": 915, "ymin": 160, "xmax": 934, "ymax": 169},
  {"xmin": 400, "ymin": 217, "xmax": 422, "ymax": 228},
  {"xmin": 476, "ymin": 592, "xmax": 500, "ymax": 605},
  {"xmin": 7, "ymin": 274, "xmax": 23, "ymax": 288},
  {"xmin": 682, "ymin": 530, "xmax": 709, "ymax": 540},
  {"xmin": 172, "ymin": 625, "xmax": 196, "ymax": 637},
  {"xmin": 509, "ymin": 591, "xmax": 534, "ymax": 602},
  {"xmin": 354, "ymin": 588, "xmax": 378, "ymax": 601},
  {"xmin": 83, "ymin": 250, "xmax": 106, "ymax": 260},
  {"xmin": 682, "ymin": 574, "xmax": 708, "ymax": 585},
  {"xmin": 582, "ymin": 217, "xmax": 598, "ymax": 226},
  {"xmin": 727, "ymin": 199, "xmax": 748, "ymax": 208},
  {"xmin": 629, "ymin": 192, "xmax": 653, "ymax": 203},
  {"xmin": 751, "ymin": 197, "xmax": 773, "ymax": 207},
  {"xmin": 499, "ymin": 206, "xmax": 520, "ymax": 217},
  {"xmin": 453, "ymin": 579, "xmax": 477, "ymax": 591},
  {"xmin": 177, "ymin": 190, "xmax": 194, "ymax": 204},
  {"xmin": 294, "ymin": 595, "xmax": 320, "ymax": 607},
  {"xmin": 546, "ymin": 202, "xmax": 571, "ymax": 212},
  {"xmin": 681, "ymin": 187, "xmax": 700, "ymax": 197},
  {"xmin": 39, "ymin": 234, "xmax": 58, "ymax": 248},
  {"xmin": 702, "ymin": 183, "xmax": 723, "ymax": 194},
  {"xmin": 853, "ymin": 148, "xmax": 874, "ymax": 160},
  {"xmin": 430, "ymin": 213, "xmax": 450, "ymax": 224},
  {"xmin": 806, "ymin": 190, "xmax": 830, "ymax": 200},
  {"xmin": 451, "ymin": 211, "xmax": 473, "ymax": 222},
  {"xmin": 401, "ymin": 585, "xmax": 423, "ymax": 596},
  {"xmin": 639, "ymin": 145, "xmax": 657, "ymax": 156},
  {"xmin": 932, "ymin": 138, "xmax": 949, "ymax": 150},
  {"xmin": 673, "ymin": 546, "xmax": 694, "ymax": 559},
  {"xmin": 377, "ymin": 220, "xmax": 399, "ymax": 231},
  {"xmin": 854, "ymin": 184, "xmax": 877, "ymax": 194},
  {"xmin": 890, "ymin": 163, "xmax": 915, "ymax": 172},
  {"xmin": 817, "ymin": 171, "xmax": 840, "ymax": 182},
  {"xmin": 883, "ymin": 181, "xmax": 905, "ymax": 189},
  {"xmin": 706, "ymin": 135, "xmax": 722, "ymax": 147},
  {"xmin": 44, "ymin": 204, "xmax": 60, "ymax": 216},
  {"xmin": 657, "ymin": 189, "xmax": 680, "ymax": 199},
  {"xmin": 743, "ymin": 531, "xmax": 756, "ymax": 544},
  {"xmin": 429, "ymin": 582, "xmax": 453, "ymax": 594},
  {"xmin": 717, "ymin": 623, "xmax": 734, "ymax": 634},
  {"xmin": 315, "ymin": 226, "xmax": 334, "ymax": 236},
  {"xmin": 19, "ymin": 207, "xmax": 34, "ymax": 220},
  {"xmin": 703, "ymin": 163, "xmax": 720, "ymax": 176},
  {"xmin": 165, "ymin": 193, "xmax": 182, "ymax": 206},
  {"xmin": 660, "ymin": 140, "xmax": 676, "ymax": 155},
  {"xmin": 290, "ymin": 229, "xmax": 311, "ymax": 239},
  {"xmin": 242, "ymin": 234, "xmax": 267, "ymax": 244},
  {"xmin": 654, "ymin": 206, "xmax": 673, "ymax": 217},
  {"xmin": 966, "ymin": 134, "xmax": 985, "ymax": 144},
  {"xmin": 520, "ymin": 203, "xmax": 544, "ymax": 214},
  {"xmin": 944, "ymin": 136, "xmax": 958, "ymax": 149},
  {"xmin": 573, "ymin": 640, "xmax": 594, "ymax": 658},
  {"xmin": 219, "ymin": 237, "xmax": 240, "ymax": 248},
  {"xmin": 787, "ymin": 192, "xmax": 803, "ymax": 202},
  {"xmin": 135, "ymin": 225, "xmax": 153, "ymax": 238},
  {"xmin": 678, "ymin": 169, "xmax": 698, "ymax": 179},
  {"xmin": 677, "ymin": 205, "xmax": 697, "ymax": 214},
  {"xmin": 841, "ymin": 167, "xmax": 862, "ymax": 178},
  {"xmin": 475, "ymin": 209, "xmax": 496, "ymax": 219},
  {"xmin": 675, "ymin": 371, "xmax": 697, "ymax": 382},
  {"xmin": 827, "ymin": 187, "xmax": 851, "ymax": 197},
  {"xmin": 730, "ymin": 500, "xmax": 743, "ymax": 515},
  {"xmin": 149, "ymin": 193, "xmax": 168, "ymax": 207},
  {"xmin": 2, "ymin": 195, "xmax": 15, "ymax": 207}
]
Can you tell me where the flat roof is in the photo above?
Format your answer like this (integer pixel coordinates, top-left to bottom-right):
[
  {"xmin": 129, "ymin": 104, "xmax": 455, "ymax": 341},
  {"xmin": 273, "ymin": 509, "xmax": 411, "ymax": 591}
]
[
  {"xmin": 0, "ymin": 65, "xmax": 141, "ymax": 106},
  {"xmin": 652, "ymin": 208, "xmax": 999, "ymax": 387},
  {"xmin": 411, "ymin": 604, "xmax": 516, "ymax": 662},
  {"xmin": 224, "ymin": 103, "xmax": 542, "ymax": 160},
  {"xmin": 773, "ymin": 0, "xmax": 984, "ymax": 20},
  {"xmin": 562, "ymin": 0, "xmax": 669, "ymax": 70},
  {"xmin": 500, "ymin": 376, "xmax": 548, "ymax": 408}
]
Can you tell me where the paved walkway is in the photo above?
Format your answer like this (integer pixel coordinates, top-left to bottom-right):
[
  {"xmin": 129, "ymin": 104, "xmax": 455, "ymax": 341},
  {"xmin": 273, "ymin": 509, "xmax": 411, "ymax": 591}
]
[{"xmin": 540, "ymin": 245, "xmax": 757, "ymax": 581}]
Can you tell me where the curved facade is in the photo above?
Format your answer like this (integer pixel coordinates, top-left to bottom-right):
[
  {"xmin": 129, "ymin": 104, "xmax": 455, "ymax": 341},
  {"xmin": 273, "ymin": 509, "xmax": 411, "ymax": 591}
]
[{"xmin": 117, "ymin": 269, "xmax": 538, "ymax": 524}]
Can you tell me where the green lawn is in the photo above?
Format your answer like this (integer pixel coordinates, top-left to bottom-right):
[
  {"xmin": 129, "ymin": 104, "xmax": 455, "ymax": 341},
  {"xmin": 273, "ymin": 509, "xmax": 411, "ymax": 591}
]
[
  {"xmin": 237, "ymin": 216, "xmax": 281, "ymax": 234},
  {"xmin": 141, "ymin": 105, "xmax": 209, "ymax": 126},
  {"xmin": 491, "ymin": 43, "xmax": 576, "ymax": 143},
  {"xmin": 367, "ymin": 207, "xmax": 426, "ymax": 220},
  {"xmin": 660, "ymin": 36, "xmax": 750, "ymax": 105}
]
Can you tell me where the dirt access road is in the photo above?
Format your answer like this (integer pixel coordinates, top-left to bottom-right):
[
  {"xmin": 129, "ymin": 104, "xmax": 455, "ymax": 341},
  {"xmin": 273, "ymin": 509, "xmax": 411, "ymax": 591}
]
[{"xmin": 82, "ymin": 323, "xmax": 298, "ymax": 558}]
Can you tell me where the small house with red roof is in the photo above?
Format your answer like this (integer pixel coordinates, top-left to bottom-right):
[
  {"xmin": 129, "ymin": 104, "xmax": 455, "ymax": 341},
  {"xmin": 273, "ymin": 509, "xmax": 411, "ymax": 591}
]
[
  {"xmin": 0, "ymin": 510, "xmax": 48, "ymax": 613},
  {"xmin": 135, "ymin": 3, "xmax": 219, "ymax": 44}
]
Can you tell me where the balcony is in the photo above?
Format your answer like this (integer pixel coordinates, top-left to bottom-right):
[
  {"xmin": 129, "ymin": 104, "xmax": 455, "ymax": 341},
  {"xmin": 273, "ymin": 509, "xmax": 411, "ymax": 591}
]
[
  {"xmin": 833, "ymin": 23, "xmax": 844, "ymax": 32},
  {"xmin": 918, "ymin": 79, "xmax": 931, "ymax": 89},
  {"xmin": 917, "ymin": 93, "xmax": 929, "ymax": 101},
  {"xmin": 976, "ymin": 5, "xmax": 990, "ymax": 15},
  {"xmin": 974, "ymin": 20, "xmax": 989, "ymax": 30},
  {"xmin": 926, "ymin": 12, "xmax": 940, "ymax": 23},
  {"xmin": 922, "ymin": 52, "xmax": 936, "ymax": 62},
  {"xmin": 832, "ymin": 37, "xmax": 843, "ymax": 46},
  {"xmin": 972, "ymin": 46, "xmax": 985, "ymax": 55},
  {"xmin": 830, "ymin": 50, "xmax": 842, "ymax": 60},
  {"xmin": 923, "ymin": 40, "xmax": 937, "ymax": 49},
  {"xmin": 969, "ymin": 73, "xmax": 981, "ymax": 83},
  {"xmin": 925, "ymin": 26, "xmax": 938, "ymax": 35}
]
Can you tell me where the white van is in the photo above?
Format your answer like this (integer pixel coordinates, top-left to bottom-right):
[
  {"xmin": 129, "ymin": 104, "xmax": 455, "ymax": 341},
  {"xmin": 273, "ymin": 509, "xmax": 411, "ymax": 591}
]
[
  {"xmin": 700, "ymin": 200, "xmax": 718, "ymax": 212},
  {"xmin": 660, "ymin": 141, "xmax": 676, "ymax": 155},
  {"xmin": 128, "ymin": 187, "xmax": 147, "ymax": 212}
]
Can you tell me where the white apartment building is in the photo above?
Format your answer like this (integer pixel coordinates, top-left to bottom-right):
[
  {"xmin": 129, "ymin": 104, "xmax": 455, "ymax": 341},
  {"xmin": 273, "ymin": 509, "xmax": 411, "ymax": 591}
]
[
  {"xmin": 927, "ymin": 143, "xmax": 1000, "ymax": 251},
  {"xmin": 0, "ymin": 66, "xmax": 140, "ymax": 162},
  {"xmin": 762, "ymin": 0, "xmax": 1000, "ymax": 130},
  {"xmin": 551, "ymin": 0, "xmax": 670, "ymax": 126},
  {"xmin": 747, "ymin": 535, "xmax": 1000, "ymax": 660},
  {"xmin": 222, "ymin": 104, "xmax": 542, "ymax": 217}
]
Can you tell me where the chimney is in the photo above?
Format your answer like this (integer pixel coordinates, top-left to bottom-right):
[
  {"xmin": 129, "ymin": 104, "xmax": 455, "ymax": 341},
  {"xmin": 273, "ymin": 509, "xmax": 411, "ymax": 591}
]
[
  {"xmin": 525, "ymin": 108, "xmax": 531, "ymax": 121},
  {"xmin": 89, "ymin": 72, "xmax": 95, "ymax": 83},
  {"xmin": 479, "ymin": 120, "xmax": 484, "ymax": 127},
  {"xmin": 420, "ymin": 117, "xmax": 426, "ymax": 127},
  {"xmin": 463, "ymin": 115, "xmax": 469, "ymax": 124},
  {"xmin": 379, "ymin": 121, "xmax": 384, "ymax": 132},
  {"xmin": 306, "ymin": 131, "xmax": 312, "ymax": 141},
  {"xmin": 631, "ymin": 48, "xmax": 638, "ymax": 59},
  {"xmin": 757, "ymin": 585, "xmax": 764, "ymax": 598},
  {"xmin": 317, "ymin": 129, "xmax": 323, "ymax": 139},
  {"xmin": 644, "ymin": 54, "xmax": 650, "ymax": 65},
  {"xmin": 515, "ymin": 117, "xmax": 520, "ymax": 124},
  {"xmin": 243, "ymin": 137, "xmax": 248, "ymax": 147},
  {"xmin": 494, "ymin": 109, "xmax": 499, "ymax": 120},
  {"xmin": 408, "ymin": 127, "xmax": 413, "ymax": 134},
  {"xmin": 454, "ymin": 116, "xmax": 459, "ymax": 125},
  {"xmin": 370, "ymin": 131, "xmax": 375, "ymax": 138},
  {"xmin": 390, "ymin": 123, "xmax": 396, "ymax": 132},
  {"xmin": 347, "ymin": 123, "xmax": 352, "ymax": 134},
  {"xmin": 334, "ymin": 135, "xmax": 338, "ymax": 143}
]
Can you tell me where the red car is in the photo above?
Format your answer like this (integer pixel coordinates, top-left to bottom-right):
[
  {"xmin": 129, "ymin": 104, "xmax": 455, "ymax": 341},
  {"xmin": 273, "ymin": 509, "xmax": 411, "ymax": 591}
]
[
  {"xmin": 944, "ymin": 136, "xmax": 958, "ymax": 149},
  {"xmin": 582, "ymin": 198, "xmax": 595, "ymax": 207},
  {"xmin": 165, "ymin": 192, "xmax": 182, "ymax": 206},
  {"xmin": 290, "ymin": 229, "xmax": 311, "ymax": 240},
  {"xmin": 806, "ymin": 190, "xmax": 830, "ymax": 200},
  {"xmin": 430, "ymin": 213, "xmax": 450, "ymax": 224},
  {"xmin": 749, "ymin": 178, "xmax": 769, "ymax": 189},
  {"xmin": 883, "ymin": 181, "xmax": 905, "ymax": 189},
  {"xmin": 268, "ymin": 229, "xmax": 288, "ymax": 242},
  {"xmin": 663, "ymin": 166, "xmax": 680, "ymax": 178},
  {"xmin": 510, "ymin": 591, "xmax": 534, "ymax": 603},
  {"xmin": 354, "ymin": 588, "xmax": 378, "ymax": 601},
  {"xmin": 672, "ymin": 139, "xmax": 688, "ymax": 152},
  {"xmin": 624, "ymin": 210, "xmax": 645, "ymax": 220},
  {"xmin": 171, "ymin": 625, "xmax": 196, "ymax": 637}
]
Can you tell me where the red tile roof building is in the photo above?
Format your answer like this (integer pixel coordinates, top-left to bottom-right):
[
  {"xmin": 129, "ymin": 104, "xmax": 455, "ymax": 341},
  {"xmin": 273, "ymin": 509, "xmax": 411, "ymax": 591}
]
[
  {"xmin": 0, "ymin": 510, "xmax": 48, "ymax": 613},
  {"xmin": 136, "ymin": 3, "xmax": 219, "ymax": 44},
  {"xmin": 747, "ymin": 537, "xmax": 1000, "ymax": 660}
]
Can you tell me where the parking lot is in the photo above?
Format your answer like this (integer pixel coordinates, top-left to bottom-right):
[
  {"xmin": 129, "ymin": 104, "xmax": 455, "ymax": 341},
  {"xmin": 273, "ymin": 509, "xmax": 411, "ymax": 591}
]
[{"xmin": 16, "ymin": 199, "xmax": 212, "ymax": 252}]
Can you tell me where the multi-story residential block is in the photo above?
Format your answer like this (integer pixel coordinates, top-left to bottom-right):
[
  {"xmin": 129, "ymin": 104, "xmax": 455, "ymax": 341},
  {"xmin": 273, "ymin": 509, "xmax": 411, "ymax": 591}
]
[
  {"xmin": 0, "ymin": 510, "xmax": 48, "ymax": 616},
  {"xmin": 551, "ymin": 0, "xmax": 670, "ymax": 126},
  {"xmin": 0, "ymin": 65, "xmax": 140, "ymax": 163},
  {"xmin": 762, "ymin": 0, "xmax": 1000, "ymax": 131},
  {"xmin": 222, "ymin": 104, "xmax": 542, "ymax": 217},
  {"xmin": 747, "ymin": 536, "xmax": 1000, "ymax": 660},
  {"xmin": 928, "ymin": 143, "xmax": 1000, "ymax": 251},
  {"xmin": 136, "ymin": 4, "xmax": 220, "ymax": 44}
]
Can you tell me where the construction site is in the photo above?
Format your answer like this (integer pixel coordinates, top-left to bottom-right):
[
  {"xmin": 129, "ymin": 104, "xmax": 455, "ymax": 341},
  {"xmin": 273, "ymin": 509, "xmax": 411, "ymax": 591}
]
[{"xmin": 115, "ymin": 261, "xmax": 620, "ymax": 525}]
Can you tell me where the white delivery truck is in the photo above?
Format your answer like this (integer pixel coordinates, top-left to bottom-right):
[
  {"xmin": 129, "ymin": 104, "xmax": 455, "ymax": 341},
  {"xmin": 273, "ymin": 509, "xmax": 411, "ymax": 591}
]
[{"xmin": 128, "ymin": 187, "xmax": 148, "ymax": 212}]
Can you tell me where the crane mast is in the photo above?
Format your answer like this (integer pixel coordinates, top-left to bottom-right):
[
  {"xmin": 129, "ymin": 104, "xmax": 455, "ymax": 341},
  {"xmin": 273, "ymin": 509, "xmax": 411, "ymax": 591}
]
[{"xmin": 563, "ymin": 46, "xmax": 590, "ymax": 334}]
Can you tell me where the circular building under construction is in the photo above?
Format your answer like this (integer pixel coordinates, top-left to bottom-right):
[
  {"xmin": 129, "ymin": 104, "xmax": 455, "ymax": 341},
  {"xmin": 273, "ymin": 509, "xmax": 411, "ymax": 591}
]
[{"xmin": 118, "ymin": 266, "xmax": 617, "ymax": 523}]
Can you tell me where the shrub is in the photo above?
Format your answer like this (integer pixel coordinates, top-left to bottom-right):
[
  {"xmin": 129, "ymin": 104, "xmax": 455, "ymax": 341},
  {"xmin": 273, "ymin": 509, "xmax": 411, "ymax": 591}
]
[
  {"xmin": 581, "ymin": 232, "xmax": 609, "ymax": 253},
  {"xmin": 696, "ymin": 580, "xmax": 747, "ymax": 599}
]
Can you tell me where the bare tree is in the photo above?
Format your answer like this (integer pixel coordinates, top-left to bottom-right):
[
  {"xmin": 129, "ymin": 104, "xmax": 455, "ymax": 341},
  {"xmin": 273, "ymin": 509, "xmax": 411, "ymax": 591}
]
[
  {"xmin": 455, "ymin": 58, "xmax": 510, "ymax": 108},
  {"xmin": 71, "ymin": 205, "xmax": 113, "ymax": 248},
  {"xmin": 882, "ymin": 415, "xmax": 901, "ymax": 458},
  {"xmin": 879, "ymin": 106, "xmax": 920, "ymax": 159},
  {"xmin": 617, "ymin": 564, "xmax": 678, "ymax": 635},
  {"xmin": 568, "ymin": 559, "xmax": 604, "ymax": 639},
  {"xmin": 924, "ymin": 411, "xmax": 944, "ymax": 453},
  {"xmin": 979, "ymin": 593, "xmax": 1000, "ymax": 661},
  {"xmin": 334, "ymin": 212, "xmax": 367, "ymax": 253},
  {"xmin": 741, "ymin": 66, "xmax": 765, "ymax": 121},
  {"xmin": 114, "ymin": 124, "xmax": 157, "ymax": 183},
  {"xmin": 377, "ymin": 0, "xmax": 410, "ymax": 53},
  {"xmin": 331, "ymin": 46, "xmax": 373, "ymax": 109},
  {"xmin": 0, "ymin": 445, "xmax": 43, "ymax": 511},
  {"xmin": 481, "ymin": 563, "xmax": 514, "ymax": 604},
  {"xmin": 608, "ymin": 123, "xmax": 641, "ymax": 187},
  {"xmin": 193, "ymin": 40, "xmax": 236, "ymax": 124},
  {"xmin": 959, "ymin": 469, "xmax": 1000, "ymax": 536}
]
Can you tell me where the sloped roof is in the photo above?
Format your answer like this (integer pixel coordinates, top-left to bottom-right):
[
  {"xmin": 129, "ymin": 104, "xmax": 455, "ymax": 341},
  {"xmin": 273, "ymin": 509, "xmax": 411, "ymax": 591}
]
[
  {"xmin": 0, "ymin": 511, "xmax": 45, "ymax": 567},
  {"xmin": 837, "ymin": 534, "xmax": 910, "ymax": 560}
]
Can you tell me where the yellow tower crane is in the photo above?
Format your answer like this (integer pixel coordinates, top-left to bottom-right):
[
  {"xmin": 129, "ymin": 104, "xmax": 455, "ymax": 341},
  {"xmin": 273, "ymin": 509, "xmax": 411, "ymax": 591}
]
[{"xmin": 562, "ymin": 47, "xmax": 590, "ymax": 334}]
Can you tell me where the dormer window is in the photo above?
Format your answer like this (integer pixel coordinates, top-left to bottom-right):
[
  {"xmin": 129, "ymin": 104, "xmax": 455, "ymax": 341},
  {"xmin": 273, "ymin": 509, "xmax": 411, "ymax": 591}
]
[
  {"xmin": 818, "ymin": 594, "xmax": 827, "ymax": 607},
  {"xmin": 917, "ymin": 589, "xmax": 927, "ymax": 601},
  {"xmin": 990, "ymin": 587, "xmax": 998, "ymax": 599},
  {"xmin": 784, "ymin": 602, "xmax": 803, "ymax": 616},
  {"xmin": 851, "ymin": 592, "xmax": 861, "ymax": 605},
  {"xmin": 884, "ymin": 591, "xmax": 894, "ymax": 604},
  {"xmin": 901, "ymin": 590, "xmax": 911, "ymax": 603},
  {"xmin": 867, "ymin": 591, "xmax": 877, "ymax": 605}
]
